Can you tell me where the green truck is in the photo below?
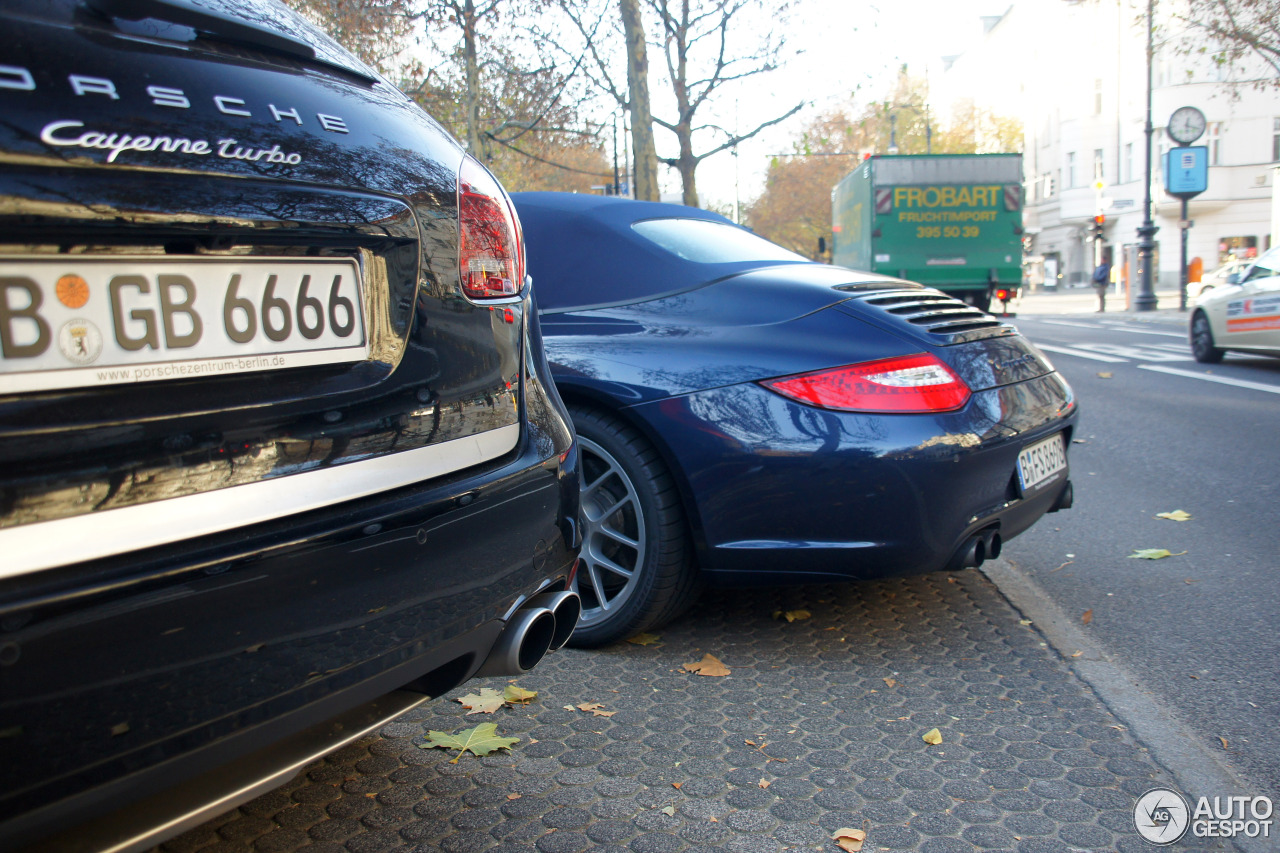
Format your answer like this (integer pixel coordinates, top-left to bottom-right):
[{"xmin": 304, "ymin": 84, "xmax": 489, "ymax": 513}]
[{"xmin": 831, "ymin": 153, "xmax": 1024, "ymax": 313}]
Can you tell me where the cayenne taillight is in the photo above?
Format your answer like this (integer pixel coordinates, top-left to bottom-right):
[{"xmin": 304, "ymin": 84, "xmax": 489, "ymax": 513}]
[
  {"xmin": 457, "ymin": 156, "xmax": 524, "ymax": 299},
  {"xmin": 761, "ymin": 353, "xmax": 971, "ymax": 414}
]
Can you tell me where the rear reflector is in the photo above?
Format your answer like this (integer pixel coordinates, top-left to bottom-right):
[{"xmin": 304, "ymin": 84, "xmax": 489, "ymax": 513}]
[
  {"xmin": 458, "ymin": 156, "xmax": 524, "ymax": 299},
  {"xmin": 761, "ymin": 353, "xmax": 971, "ymax": 413}
]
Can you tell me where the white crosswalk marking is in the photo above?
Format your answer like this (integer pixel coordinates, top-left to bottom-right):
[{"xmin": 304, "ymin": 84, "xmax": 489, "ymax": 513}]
[
  {"xmin": 1139, "ymin": 365, "xmax": 1280, "ymax": 394},
  {"xmin": 1073, "ymin": 343, "xmax": 1190, "ymax": 362},
  {"xmin": 1035, "ymin": 344, "xmax": 1128, "ymax": 363}
]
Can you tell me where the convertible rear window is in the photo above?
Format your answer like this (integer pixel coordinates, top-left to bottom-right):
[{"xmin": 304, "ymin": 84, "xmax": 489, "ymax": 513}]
[{"xmin": 632, "ymin": 219, "xmax": 805, "ymax": 264}]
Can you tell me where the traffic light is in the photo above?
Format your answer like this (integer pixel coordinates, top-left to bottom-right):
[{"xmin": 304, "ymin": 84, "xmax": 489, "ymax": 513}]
[{"xmin": 1090, "ymin": 214, "xmax": 1105, "ymax": 241}]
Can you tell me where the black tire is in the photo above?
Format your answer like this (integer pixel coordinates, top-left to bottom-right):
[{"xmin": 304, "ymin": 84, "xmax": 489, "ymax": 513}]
[
  {"xmin": 1191, "ymin": 311, "xmax": 1224, "ymax": 363},
  {"xmin": 567, "ymin": 406, "xmax": 701, "ymax": 647}
]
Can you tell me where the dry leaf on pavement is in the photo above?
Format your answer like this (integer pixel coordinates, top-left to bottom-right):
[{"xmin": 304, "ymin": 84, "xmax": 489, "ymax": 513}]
[
  {"xmin": 1155, "ymin": 510, "xmax": 1193, "ymax": 522},
  {"xmin": 575, "ymin": 702, "xmax": 616, "ymax": 717},
  {"xmin": 772, "ymin": 609, "xmax": 811, "ymax": 622},
  {"xmin": 833, "ymin": 827, "xmax": 867, "ymax": 852},
  {"xmin": 1082, "ymin": 609, "xmax": 1093, "ymax": 625},
  {"xmin": 420, "ymin": 723, "xmax": 518, "ymax": 763},
  {"xmin": 922, "ymin": 728, "xmax": 943, "ymax": 745},
  {"xmin": 1128, "ymin": 548, "xmax": 1186, "ymax": 559},
  {"xmin": 683, "ymin": 653, "xmax": 730, "ymax": 677},
  {"xmin": 504, "ymin": 685, "xmax": 537, "ymax": 704},
  {"xmin": 626, "ymin": 633, "xmax": 662, "ymax": 646},
  {"xmin": 1097, "ymin": 372, "xmax": 1113, "ymax": 378},
  {"xmin": 457, "ymin": 688, "xmax": 506, "ymax": 715},
  {"xmin": 883, "ymin": 677, "xmax": 897, "ymax": 688},
  {"xmin": 1219, "ymin": 737, "xmax": 1229, "ymax": 749}
]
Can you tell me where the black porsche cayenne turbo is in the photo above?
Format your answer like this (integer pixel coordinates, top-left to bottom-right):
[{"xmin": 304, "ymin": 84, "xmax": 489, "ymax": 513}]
[{"xmin": 0, "ymin": 1, "xmax": 580, "ymax": 849}]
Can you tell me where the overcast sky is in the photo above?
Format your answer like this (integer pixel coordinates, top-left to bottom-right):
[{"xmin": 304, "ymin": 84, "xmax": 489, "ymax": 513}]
[{"xmin": 678, "ymin": 0, "xmax": 1014, "ymax": 211}]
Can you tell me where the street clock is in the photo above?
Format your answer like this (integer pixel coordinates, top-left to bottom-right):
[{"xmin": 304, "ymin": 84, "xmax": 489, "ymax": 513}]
[{"xmin": 1167, "ymin": 106, "xmax": 1207, "ymax": 145}]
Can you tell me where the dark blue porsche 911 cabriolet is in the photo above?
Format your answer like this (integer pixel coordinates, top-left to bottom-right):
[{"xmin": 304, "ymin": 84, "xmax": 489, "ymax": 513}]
[{"xmin": 514, "ymin": 192, "xmax": 1076, "ymax": 647}]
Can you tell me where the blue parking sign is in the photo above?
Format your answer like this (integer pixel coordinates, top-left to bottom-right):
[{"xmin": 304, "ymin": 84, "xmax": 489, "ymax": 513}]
[{"xmin": 1164, "ymin": 146, "xmax": 1208, "ymax": 197}]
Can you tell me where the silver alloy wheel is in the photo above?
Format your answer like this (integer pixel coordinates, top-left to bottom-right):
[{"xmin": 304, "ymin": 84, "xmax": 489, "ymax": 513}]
[{"xmin": 575, "ymin": 435, "xmax": 646, "ymax": 628}]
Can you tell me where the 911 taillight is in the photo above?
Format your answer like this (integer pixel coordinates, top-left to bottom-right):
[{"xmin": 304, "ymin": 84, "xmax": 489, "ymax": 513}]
[
  {"xmin": 761, "ymin": 353, "xmax": 971, "ymax": 413},
  {"xmin": 457, "ymin": 156, "xmax": 523, "ymax": 299}
]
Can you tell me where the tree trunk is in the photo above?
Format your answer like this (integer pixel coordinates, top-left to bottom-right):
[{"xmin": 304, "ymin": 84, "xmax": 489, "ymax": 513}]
[
  {"xmin": 619, "ymin": 0, "xmax": 659, "ymax": 200},
  {"xmin": 462, "ymin": 0, "xmax": 485, "ymax": 161},
  {"xmin": 676, "ymin": 125, "xmax": 698, "ymax": 207}
]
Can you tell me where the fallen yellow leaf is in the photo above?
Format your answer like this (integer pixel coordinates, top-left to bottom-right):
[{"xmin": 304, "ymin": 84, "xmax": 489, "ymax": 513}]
[
  {"xmin": 575, "ymin": 702, "xmax": 616, "ymax": 717},
  {"xmin": 1128, "ymin": 548, "xmax": 1187, "ymax": 559},
  {"xmin": 682, "ymin": 653, "xmax": 730, "ymax": 677},
  {"xmin": 1155, "ymin": 510, "xmax": 1193, "ymax": 522},
  {"xmin": 457, "ymin": 687, "xmax": 506, "ymax": 715},
  {"xmin": 922, "ymin": 728, "xmax": 943, "ymax": 745},
  {"xmin": 504, "ymin": 684, "xmax": 537, "ymax": 704},
  {"xmin": 1219, "ymin": 736, "xmax": 1229, "ymax": 750},
  {"xmin": 1097, "ymin": 371, "xmax": 1113, "ymax": 378},
  {"xmin": 626, "ymin": 633, "xmax": 662, "ymax": 646},
  {"xmin": 772, "ymin": 609, "xmax": 811, "ymax": 622},
  {"xmin": 883, "ymin": 677, "xmax": 897, "ymax": 688},
  {"xmin": 833, "ymin": 827, "xmax": 867, "ymax": 852},
  {"xmin": 758, "ymin": 779, "xmax": 770, "ymax": 789}
]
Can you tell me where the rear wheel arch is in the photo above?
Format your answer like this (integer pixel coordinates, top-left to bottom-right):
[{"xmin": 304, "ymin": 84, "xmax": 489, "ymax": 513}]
[
  {"xmin": 554, "ymin": 386, "xmax": 709, "ymax": 559},
  {"xmin": 564, "ymin": 400, "xmax": 705, "ymax": 646}
]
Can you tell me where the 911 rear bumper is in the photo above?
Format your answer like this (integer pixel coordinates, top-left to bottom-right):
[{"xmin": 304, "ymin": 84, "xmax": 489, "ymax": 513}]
[{"xmin": 630, "ymin": 372, "xmax": 1076, "ymax": 586}]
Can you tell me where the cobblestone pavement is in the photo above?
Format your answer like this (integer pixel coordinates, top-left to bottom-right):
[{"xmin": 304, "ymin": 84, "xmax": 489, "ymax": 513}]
[{"xmin": 158, "ymin": 570, "xmax": 1232, "ymax": 853}]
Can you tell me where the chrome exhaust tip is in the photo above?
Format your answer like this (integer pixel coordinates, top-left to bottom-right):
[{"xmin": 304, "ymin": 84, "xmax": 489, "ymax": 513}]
[
  {"xmin": 474, "ymin": 606, "xmax": 556, "ymax": 678},
  {"xmin": 530, "ymin": 590, "xmax": 582, "ymax": 652}
]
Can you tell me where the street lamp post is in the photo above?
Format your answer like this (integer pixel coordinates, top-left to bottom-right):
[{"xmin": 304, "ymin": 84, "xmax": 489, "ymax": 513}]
[{"xmin": 1134, "ymin": 0, "xmax": 1159, "ymax": 311}]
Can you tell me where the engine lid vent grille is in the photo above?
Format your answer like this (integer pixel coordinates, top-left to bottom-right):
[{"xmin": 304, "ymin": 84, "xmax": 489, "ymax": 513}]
[{"xmin": 854, "ymin": 288, "xmax": 1013, "ymax": 343}]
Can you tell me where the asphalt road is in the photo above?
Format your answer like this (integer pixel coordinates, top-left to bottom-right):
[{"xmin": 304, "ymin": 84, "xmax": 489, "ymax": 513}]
[{"xmin": 996, "ymin": 289, "xmax": 1280, "ymax": 801}]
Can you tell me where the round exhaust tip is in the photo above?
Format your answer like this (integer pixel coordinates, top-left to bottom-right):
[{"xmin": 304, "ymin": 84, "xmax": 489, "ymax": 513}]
[
  {"xmin": 517, "ymin": 609, "xmax": 556, "ymax": 671},
  {"xmin": 475, "ymin": 606, "xmax": 555, "ymax": 678},
  {"xmin": 986, "ymin": 532, "xmax": 1002, "ymax": 560},
  {"xmin": 531, "ymin": 591, "xmax": 582, "ymax": 651}
]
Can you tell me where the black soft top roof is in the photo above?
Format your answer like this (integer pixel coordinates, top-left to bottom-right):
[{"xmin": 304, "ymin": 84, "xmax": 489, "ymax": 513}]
[{"xmin": 512, "ymin": 192, "xmax": 800, "ymax": 313}]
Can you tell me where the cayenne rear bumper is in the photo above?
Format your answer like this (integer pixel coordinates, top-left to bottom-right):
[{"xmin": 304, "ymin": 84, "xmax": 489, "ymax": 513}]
[{"xmin": 0, "ymin": 424, "xmax": 577, "ymax": 851}]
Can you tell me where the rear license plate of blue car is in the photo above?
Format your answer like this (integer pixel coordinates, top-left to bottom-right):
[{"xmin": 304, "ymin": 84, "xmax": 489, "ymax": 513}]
[{"xmin": 1017, "ymin": 433, "xmax": 1066, "ymax": 495}]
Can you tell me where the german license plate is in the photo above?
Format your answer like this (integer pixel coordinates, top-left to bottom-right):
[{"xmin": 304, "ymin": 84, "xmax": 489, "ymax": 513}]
[
  {"xmin": 1017, "ymin": 433, "xmax": 1067, "ymax": 494},
  {"xmin": 0, "ymin": 256, "xmax": 366, "ymax": 393}
]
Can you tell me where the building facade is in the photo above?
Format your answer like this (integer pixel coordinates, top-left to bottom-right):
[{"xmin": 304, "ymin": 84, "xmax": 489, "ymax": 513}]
[{"xmin": 934, "ymin": 0, "xmax": 1279, "ymax": 297}]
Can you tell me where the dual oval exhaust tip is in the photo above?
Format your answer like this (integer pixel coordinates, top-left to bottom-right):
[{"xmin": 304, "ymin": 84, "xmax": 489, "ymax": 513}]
[
  {"xmin": 953, "ymin": 526, "xmax": 1003, "ymax": 571},
  {"xmin": 475, "ymin": 589, "xmax": 582, "ymax": 678}
]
